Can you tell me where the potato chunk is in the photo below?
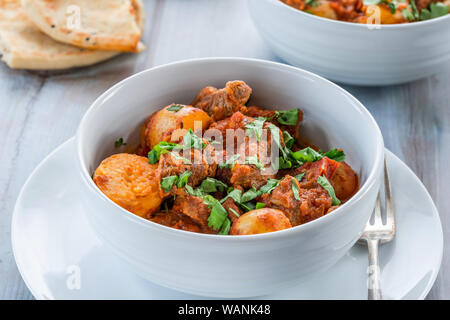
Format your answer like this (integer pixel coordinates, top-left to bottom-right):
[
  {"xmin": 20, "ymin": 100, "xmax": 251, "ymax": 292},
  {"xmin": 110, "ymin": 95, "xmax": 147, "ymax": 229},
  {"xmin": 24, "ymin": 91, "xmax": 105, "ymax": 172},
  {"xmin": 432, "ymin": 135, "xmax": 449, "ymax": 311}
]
[
  {"xmin": 93, "ymin": 153, "xmax": 162, "ymax": 218},
  {"xmin": 143, "ymin": 104, "xmax": 212, "ymax": 150},
  {"xmin": 230, "ymin": 208, "xmax": 292, "ymax": 235}
]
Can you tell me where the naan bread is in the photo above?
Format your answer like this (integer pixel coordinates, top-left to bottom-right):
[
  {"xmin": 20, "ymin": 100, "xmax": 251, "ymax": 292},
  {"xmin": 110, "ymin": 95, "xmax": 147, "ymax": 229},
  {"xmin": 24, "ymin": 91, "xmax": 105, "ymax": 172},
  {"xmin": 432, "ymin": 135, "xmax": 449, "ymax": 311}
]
[
  {"xmin": 21, "ymin": 0, "xmax": 143, "ymax": 52},
  {"xmin": 0, "ymin": 0, "xmax": 144, "ymax": 70}
]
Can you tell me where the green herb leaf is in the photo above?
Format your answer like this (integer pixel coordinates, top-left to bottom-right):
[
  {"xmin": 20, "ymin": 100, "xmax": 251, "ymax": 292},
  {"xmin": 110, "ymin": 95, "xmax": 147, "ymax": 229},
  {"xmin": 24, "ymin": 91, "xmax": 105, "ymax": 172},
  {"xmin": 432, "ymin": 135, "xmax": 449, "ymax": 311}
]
[
  {"xmin": 245, "ymin": 156, "xmax": 264, "ymax": 170},
  {"xmin": 166, "ymin": 104, "xmax": 184, "ymax": 112},
  {"xmin": 114, "ymin": 137, "xmax": 126, "ymax": 148},
  {"xmin": 306, "ymin": 0, "xmax": 319, "ymax": 6},
  {"xmin": 276, "ymin": 109, "xmax": 298, "ymax": 126},
  {"xmin": 185, "ymin": 185, "xmax": 205, "ymax": 198},
  {"xmin": 218, "ymin": 154, "xmax": 241, "ymax": 169},
  {"xmin": 283, "ymin": 131, "xmax": 294, "ymax": 149},
  {"xmin": 183, "ymin": 129, "xmax": 206, "ymax": 149},
  {"xmin": 148, "ymin": 141, "xmax": 181, "ymax": 164},
  {"xmin": 229, "ymin": 207, "xmax": 241, "ymax": 218},
  {"xmin": 420, "ymin": 2, "xmax": 449, "ymax": 20},
  {"xmin": 241, "ymin": 201, "xmax": 256, "ymax": 211},
  {"xmin": 245, "ymin": 117, "xmax": 266, "ymax": 142},
  {"xmin": 200, "ymin": 177, "xmax": 228, "ymax": 193},
  {"xmin": 176, "ymin": 171, "xmax": 192, "ymax": 188},
  {"xmin": 161, "ymin": 176, "xmax": 178, "ymax": 192},
  {"xmin": 294, "ymin": 172, "xmax": 306, "ymax": 182},
  {"xmin": 317, "ymin": 175, "xmax": 341, "ymax": 205},
  {"xmin": 202, "ymin": 194, "xmax": 219, "ymax": 207},
  {"xmin": 221, "ymin": 188, "xmax": 243, "ymax": 204},
  {"xmin": 241, "ymin": 187, "xmax": 260, "ymax": 203},
  {"xmin": 322, "ymin": 149, "xmax": 346, "ymax": 162},
  {"xmin": 218, "ymin": 218, "xmax": 231, "ymax": 235},
  {"xmin": 291, "ymin": 178, "xmax": 301, "ymax": 201},
  {"xmin": 259, "ymin": 179, "xmax": 280, "ymax": 195},
  {"xmin": 384, "ymin": 0, "xmax": 397, "ymax": 13},
  {"xmin": 255, "ymin": 202, "xmax": 266, "ymax": 209},
  {"xmin": 267, "ymin": 124, "xmax": 292, "ymax": 170},
  {"xmin": 291, "ymin": 147, "xmax": 323, "ymax": 163},
  {"xmin": 208, "ymin": 202, "xmax": 229, "ymax": 231}
]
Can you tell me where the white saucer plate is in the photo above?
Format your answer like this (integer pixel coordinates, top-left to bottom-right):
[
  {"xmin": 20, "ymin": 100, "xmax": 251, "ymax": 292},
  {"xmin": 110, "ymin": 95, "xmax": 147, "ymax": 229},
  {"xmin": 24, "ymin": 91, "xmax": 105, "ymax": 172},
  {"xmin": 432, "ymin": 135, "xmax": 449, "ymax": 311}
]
[{"xmin": 11, "ymin": 138, "xmax": 443, "ymax": 300}]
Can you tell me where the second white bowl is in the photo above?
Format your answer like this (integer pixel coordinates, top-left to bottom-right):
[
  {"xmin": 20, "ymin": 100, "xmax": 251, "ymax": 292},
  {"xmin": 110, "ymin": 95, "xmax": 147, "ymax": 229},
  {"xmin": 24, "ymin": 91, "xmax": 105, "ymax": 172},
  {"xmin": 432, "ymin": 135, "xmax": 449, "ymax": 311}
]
[{"xmin": 248, "ymin": 0, "xmax": 450, "ymax": 86}]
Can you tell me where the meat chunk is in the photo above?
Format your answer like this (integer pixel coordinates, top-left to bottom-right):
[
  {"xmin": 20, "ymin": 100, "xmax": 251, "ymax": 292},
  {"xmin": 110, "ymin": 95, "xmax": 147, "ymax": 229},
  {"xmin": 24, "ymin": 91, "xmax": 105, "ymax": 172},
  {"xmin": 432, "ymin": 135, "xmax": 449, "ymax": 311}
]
[
  {"xmin": 149, "ymin": 212, "xmax": 202, "ymax": 233},
  {"xmin": 288, "ymin": 157, "xmax": 340, "ymax": 189},
  {"xmin": 210, "ymin": 112, "xmax": 280, "ymax": 189},
  {"xmin": 222, "ymin": 197, "xmax": 242, "ymax": 224},
  {"xmin": 172, "ymin": 189, "xmax": 216, "ymax": 233},
  {"xmin": 262, "ymin": 176, "xmax": 332, "ymax": 226},
  {"xmin": 415, "ymin": 0, "xmax": 433, "ymax": 10},
  {"xmin": 230, "ymin": 163, "xmax": 276, "ymax": 190},
  {"xmin": 191, "ymin": 81, "xmax": 252, "ymax": 121},
  {"xmin": 158, "ymin": 143, "xmax": 218, "ymax": 188}
]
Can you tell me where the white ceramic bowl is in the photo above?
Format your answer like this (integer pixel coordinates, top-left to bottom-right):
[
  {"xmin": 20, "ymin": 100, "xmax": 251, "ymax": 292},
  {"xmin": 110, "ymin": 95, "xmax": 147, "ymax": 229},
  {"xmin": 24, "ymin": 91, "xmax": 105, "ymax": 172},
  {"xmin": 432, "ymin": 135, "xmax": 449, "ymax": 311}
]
[
  {"xmin": 76, "ymin": 58, "xmax": 384, "ymax": 298},
  {"xmin": 248, "ymin": 0, "xmax": 450, "ymax": 86}
]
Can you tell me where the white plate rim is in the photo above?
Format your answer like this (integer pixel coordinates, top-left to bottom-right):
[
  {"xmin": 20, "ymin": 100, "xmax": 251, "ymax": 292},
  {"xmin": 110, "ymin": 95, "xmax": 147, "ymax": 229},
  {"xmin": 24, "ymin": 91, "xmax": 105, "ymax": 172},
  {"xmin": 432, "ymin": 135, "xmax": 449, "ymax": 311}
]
[{"xmin": 11, "ymin": 137, "xmax": 444, "ymax": 300}]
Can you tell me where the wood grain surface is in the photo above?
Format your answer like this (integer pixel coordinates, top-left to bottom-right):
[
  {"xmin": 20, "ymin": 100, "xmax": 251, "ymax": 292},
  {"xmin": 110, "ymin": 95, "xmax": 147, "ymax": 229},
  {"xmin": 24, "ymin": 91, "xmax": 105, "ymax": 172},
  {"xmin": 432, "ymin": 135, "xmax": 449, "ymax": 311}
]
[{"xmin": 0, "ymin": 0, "xmax": 448, "ymax": 299}]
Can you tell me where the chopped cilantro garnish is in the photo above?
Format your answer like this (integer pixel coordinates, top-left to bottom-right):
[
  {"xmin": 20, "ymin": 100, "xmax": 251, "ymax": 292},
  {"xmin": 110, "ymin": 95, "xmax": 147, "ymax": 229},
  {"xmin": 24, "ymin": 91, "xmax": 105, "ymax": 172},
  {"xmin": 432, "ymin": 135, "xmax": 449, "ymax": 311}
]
[
  {"xmin": 218, "ymin": 218, "xmax": 231, "ymax": 235},
  {"xmin": 184, "ymin": 185, "xmax": 205, "ymax": 197},
  {"xmin": 221, "ymin": 188, "xmax": 243, "ymax": 204},
  {"xmin": 176, "ymin": 171, "xmax": 192, "ymax": 188},
  {"xmin": 241, "ymin": 187, "xmax": 260, "ymax": 203},
  {"xmin": 317, "ymin": 175, "xmax": 341, "ymax": 206},
  {"xmin": 114, "ymin": 137, "xmax": 126, "ymax": 148},
  {"xmin": 208, "ymin": 201, "xmax": 229, "ymax": 231},
  {"xmin": 290, "ymin": 147, "xmax": 323, "ymax": 163},
  {"xmin": 218, "ymin": 154, "xmax": 241, "ymax": 169},
  {"xmin": 161, "ymin": 175, "xmax": 178, "ymax": 192},
  {"xmin": 283, "ymin": 131, "xmax": 294, "ymax": 149},
  {"xmin": 322, "ymin": 149, "xmax": 346, "ymax": 162},
  {"xmin": 148, "ymin": 141, "xmax": 181, "ymax": 164},
  {"xmin": 291, "ymin": 179, "xmax": 301, "ymax": 201},
  {"xmin": 245, "ymin": 117, "xmax": 266, "ymax": 142},
  {"xmin": 255, "ymin": 202, "xmax": 266, "ymax": 209},
  {"xmin": 183, "ymin": 129, "xmax": 206, "ymax": 149},
  {"xmin": 420, "ymin": 2, "xmax": 449, "ymax": 20},
  {"xmin": 200, "ymin": 177, "xmax": 227, "ymax": 193},
  {"xmin": 259, "ymin": 179, "xmax": 280, "ymax": 194},
  {"xmin": 306, "ymin": 0, "xmax": 319, "ymax": 7},
  {"xmin": 229, "ymin": 207, "xmax": 241, "ymax": 218},
  {"xmin": 294, "ymin": 172, "xmax": 306, "ymax": 182},
  {"xmin": 166, "ymin": 104, "xmax": 184, "ymax": 112},
  {"xmin": 245, "ymin": 156, "xmax": 264, "ymax": 170},
  {"xmin": 276, "ymin": 109, "xmax": 299, "ymax": 126}
]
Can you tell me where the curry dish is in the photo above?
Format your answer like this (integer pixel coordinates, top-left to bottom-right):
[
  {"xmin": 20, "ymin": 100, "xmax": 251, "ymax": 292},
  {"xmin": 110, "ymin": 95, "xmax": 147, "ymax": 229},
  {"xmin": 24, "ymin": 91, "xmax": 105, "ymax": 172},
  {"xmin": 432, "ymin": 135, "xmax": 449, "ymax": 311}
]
[
  {"xmin": 281, "ymin": 0, "xmax": 449, "ymax": 24},
  {"xmin": 93, "ymin": 81, "xmax": 359, "ymax": 235}
]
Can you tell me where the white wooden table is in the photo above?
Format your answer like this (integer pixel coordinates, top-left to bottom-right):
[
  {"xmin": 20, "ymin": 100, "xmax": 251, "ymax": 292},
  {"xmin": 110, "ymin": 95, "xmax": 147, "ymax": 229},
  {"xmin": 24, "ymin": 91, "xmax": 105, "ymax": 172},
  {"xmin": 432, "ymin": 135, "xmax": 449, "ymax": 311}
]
[{"xmin": 0, "ymin": 0, "xmax": 449, "ymax": 300}]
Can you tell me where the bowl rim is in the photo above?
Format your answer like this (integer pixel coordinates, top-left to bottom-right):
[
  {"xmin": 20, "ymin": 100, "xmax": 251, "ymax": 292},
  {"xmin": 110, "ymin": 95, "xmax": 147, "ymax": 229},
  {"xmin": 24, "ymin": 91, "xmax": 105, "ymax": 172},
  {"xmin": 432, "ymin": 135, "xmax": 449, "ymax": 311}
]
[
  {"xmin": 76, "ymin": 57, "xmax": 384, "ymax": 241},
  {"xmin": 263, "ymin": 0, "xmax": 450, "ymax": 30}
]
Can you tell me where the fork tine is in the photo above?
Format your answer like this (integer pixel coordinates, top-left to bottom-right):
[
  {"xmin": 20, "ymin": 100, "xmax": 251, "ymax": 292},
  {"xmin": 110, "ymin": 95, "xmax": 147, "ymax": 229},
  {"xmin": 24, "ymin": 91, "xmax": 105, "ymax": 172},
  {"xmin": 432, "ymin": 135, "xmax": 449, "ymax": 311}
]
[
  {"xmin": 384, "ymin": 156, "xmax": 395, "ymax": 228},
  {"xmin": 373, "ymin": 193, "xmax": 382, "ymax": 225}
]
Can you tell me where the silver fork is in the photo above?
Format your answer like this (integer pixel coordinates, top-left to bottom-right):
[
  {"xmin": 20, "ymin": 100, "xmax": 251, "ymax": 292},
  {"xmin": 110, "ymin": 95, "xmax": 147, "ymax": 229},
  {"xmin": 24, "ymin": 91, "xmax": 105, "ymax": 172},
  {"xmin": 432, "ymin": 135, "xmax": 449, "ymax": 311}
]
[{"xmin": 358, "ymin": 157, "xmax": 395, "ymax": 300}]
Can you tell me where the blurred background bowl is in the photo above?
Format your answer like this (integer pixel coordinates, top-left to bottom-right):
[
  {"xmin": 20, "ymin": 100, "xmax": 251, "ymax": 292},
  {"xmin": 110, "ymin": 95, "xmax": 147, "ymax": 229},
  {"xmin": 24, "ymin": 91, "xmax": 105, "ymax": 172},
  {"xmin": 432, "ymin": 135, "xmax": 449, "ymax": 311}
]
[{"xmin": 248, "ymin": 0, "xmax": 450, "ymax": 86}]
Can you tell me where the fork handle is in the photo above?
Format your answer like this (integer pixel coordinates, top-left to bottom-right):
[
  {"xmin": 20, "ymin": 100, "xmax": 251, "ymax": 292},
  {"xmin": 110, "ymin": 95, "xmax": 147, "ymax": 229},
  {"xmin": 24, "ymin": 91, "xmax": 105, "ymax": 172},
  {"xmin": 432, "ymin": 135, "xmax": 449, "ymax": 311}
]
[{"xmin": 367, "ymin": 239, "xmax": 382, "ymax": 300}]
